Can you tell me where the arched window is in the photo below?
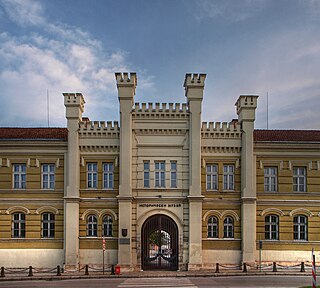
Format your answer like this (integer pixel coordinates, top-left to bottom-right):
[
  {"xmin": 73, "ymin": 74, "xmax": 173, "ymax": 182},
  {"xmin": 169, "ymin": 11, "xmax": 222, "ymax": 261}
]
[
  {"xmin": 223, "ymin": 216, "xmax": 234, "ymax": 238},
  {"xmin": 207, "ymin": 216, "xmax": 218, "ymax": 238},
  {"xmin": 42, "ymin": 213, "xmax": 55, "ymax": 238},
  {"xmin": 265, "ymin": 214, "xmax": 279, "ymax": 240},
  {"xmin": 87, "ymin": 215, "xmax": 98, "ymax": 237},
  {"xmin": 294, "ymin": 215, "xmax": 308, "ymax": 241},
  {"xmin": 102, "ymin": 215, "xmax": 113, "ymax": 237},
  {"xmin": 12, "ymin": 212, "xmax": 25, "ymax": 238}
]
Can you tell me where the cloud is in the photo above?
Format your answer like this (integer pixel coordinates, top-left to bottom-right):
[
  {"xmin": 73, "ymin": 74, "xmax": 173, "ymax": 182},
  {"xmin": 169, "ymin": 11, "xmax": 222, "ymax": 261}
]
[
  {"xmin": 1, "ymin": 0, "xmax": 44, "ymax": 26},
  {"xmin": 194, "ymin": 0, "xmax": 268, "ymax": 23},
  {"xmin": 0, "ymin": 0, "xmax": 154, "ymax": 126}
]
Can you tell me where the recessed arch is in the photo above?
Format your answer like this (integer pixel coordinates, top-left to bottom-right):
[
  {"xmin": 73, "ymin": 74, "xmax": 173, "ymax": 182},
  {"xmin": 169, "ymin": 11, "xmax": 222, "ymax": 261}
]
[
  {"xmin": 99, "ymin": 209, "xmax": 117, "ymax": 220},
  {"xmin": 260, "ymin": 208, "xmax": 285, "ymax": 217},
  {"xmin": 221, "ymin": 210, "xmax": 240, "ymax": 221},
  {"xmin": 137, "ymin": 208, "xmax": 182, "ymax": 234},
  {"xmin": 203, "ymin": 210, "xmax": 221, "ymax": 221},
  {"xmin": 35, "ymin": 206, "xmax": 59, "ymax": 215},
  {"xmin": 81, "ymin": 209, "xmax": 99, "ymax": 220},
  {"xmin": 6, "ymin": 206, "xmax": 30, "ymax": 215},
  {"xmin": 289, "ymin": 208, "xmax": 313, "ymax": 217}
]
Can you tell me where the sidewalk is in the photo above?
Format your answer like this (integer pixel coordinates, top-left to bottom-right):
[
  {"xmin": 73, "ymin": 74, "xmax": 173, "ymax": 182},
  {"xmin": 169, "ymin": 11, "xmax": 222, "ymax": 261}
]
[{"xmin": 0, "ymin": 268, "xmax": 313, "ymax": 282}]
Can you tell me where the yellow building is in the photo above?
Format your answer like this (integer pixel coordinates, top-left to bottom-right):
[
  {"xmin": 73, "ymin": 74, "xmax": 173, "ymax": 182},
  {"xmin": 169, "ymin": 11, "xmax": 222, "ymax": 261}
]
[{"xmin": 0, "ymin": 72, "xmax": 319, "ymax": 271}]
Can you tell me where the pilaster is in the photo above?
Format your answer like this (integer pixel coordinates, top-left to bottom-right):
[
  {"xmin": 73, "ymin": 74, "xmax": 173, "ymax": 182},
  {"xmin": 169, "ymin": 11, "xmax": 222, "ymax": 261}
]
[
  {"xmin": 63, "ymin": 93, "xmax": 85, "ymax": 268},
  {"xmin": 235, "ymin": 95, "xmax": 258, "ymax": 263},
  {"xmin": 184, "ymin": 73, "xmax": 206, "ymax": 269},
  {"xmin": 115, "ymin": 72, "xmax": 137, "ymax": 270}
]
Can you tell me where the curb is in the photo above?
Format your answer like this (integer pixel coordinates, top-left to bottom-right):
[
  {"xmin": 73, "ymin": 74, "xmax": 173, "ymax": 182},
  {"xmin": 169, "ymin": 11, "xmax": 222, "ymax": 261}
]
[{"xmin": 0, "ymin": 271, "xmax": 313, "ymax": 282}]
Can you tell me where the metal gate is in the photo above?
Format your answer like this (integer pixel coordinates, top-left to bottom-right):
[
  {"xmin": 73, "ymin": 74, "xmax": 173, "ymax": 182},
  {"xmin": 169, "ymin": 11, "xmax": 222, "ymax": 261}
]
[{"xmin": 141, "ymin": 214, "xmax": 178, "ymax": 270}]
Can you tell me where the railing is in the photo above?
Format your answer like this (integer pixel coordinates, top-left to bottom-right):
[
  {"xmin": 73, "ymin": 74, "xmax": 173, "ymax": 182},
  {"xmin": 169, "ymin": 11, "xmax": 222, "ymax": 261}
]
[
  {"xmin": 0, "ymin": 264, "xmax": 116, "ymax": 278},
  {"xmin": 214, "ymin": 261, "xmax": 319, "ymax": 273}
]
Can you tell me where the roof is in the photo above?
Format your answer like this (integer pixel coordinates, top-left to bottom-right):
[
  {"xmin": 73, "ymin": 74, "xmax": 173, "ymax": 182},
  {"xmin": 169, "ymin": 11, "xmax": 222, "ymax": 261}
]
[
  {"xmin": 0, "ymin": 128, "xmax": 68, "ymax": 140},
  {"xmin": 254, "ymin": 130, "xmax": 320, "ymax": 142}
]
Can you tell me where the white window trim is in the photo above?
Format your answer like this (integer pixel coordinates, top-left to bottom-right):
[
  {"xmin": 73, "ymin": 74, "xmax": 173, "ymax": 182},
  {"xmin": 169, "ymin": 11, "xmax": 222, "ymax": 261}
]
[
  {"xmin": 103, "ymin": 163, "xmax": 114, "ymax": 189},
  {"xmin": 206, "ymin": 164, "xmax": 218, "ymax": 191},
  {"xmin": 264, "ymin": 167, "xmax": 278, "ymax": 192},
  {"xmin": 223, "ymin": 164, "xmax": 234, "ymax": 191},
  {"xmin": 41, "ymin": 164, "xmax": 55, "ymax": 190},
  {"xmin": 13, "ymin": 164, "xmax": 26, "ymax": 189}
]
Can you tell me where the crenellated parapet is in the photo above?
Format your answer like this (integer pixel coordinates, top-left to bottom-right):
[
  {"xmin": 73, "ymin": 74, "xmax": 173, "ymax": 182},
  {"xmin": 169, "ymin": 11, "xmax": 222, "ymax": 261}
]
[
  {"xmin": 79, "ymin": 121, "xmax": 120, "ymax": 138},
  {"xmin": 201, "ymin": 121, "xmax": 241, "ymax": 138},
  {"xmin": 132, "ymin": 102, "xmax": 189, "ymax": 119}
]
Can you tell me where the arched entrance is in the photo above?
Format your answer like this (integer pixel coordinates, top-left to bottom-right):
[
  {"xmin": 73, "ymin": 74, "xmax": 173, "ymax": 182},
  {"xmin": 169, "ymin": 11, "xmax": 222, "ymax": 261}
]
[{"xmin": 141, "ymin": 214, "xmax": 178, "ymax": 270}]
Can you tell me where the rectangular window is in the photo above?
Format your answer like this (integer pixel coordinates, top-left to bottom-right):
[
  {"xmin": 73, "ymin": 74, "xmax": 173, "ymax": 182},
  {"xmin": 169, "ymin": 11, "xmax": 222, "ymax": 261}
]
[
  {"xmin": 264, "ymin": 167, "xmax": 277, "ymax": 192},
  {"xmin": 293, "ymin": 167, "xmax": 306, "ymax": 192},
  {"xmin": 87, "ymin": 163, "xmax": 97, "ymax": 188},
  {"xmin": 170, "ymin": 161, "xmax": 177, "ymax": 188},
  {"xmin": 155, "ymin": 161, "xmax": 165, "ymax": 188},
  {"xmin": 206, "ymin": 164, "xmax": 218, "ymax": 190},
  {"xmin": 13, "ymin": 164, "xmax": 26, "ymax": 189},
  {"xmin": 42, "ymin": 164, "xmax": 55, "ymax": 189},
  {"xmin": 143, "ymin": 161, "xmax": 150, "ymax": 188},
  {"xmin": 223, "ymin": 165, "xmax": 234, "ymax": 190},
  {"xmin": 103, "ymin": 163, "xmax": 113, "ymax": 189}
]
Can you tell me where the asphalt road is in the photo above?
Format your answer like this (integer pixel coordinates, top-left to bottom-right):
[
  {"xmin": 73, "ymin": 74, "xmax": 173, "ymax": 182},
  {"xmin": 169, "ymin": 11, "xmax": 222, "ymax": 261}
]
[{"xmin": 0, "ymin": 276, "xmax": 314, "ymax": 288}]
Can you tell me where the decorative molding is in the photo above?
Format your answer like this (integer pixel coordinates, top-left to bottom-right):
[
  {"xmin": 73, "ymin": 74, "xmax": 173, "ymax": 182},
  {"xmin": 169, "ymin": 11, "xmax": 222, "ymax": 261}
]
[
  {"xmin": 99, "ymin": 209, "xmax": 117, "ymax": 220},
  {"xmin": 289, "ymin": 208, "xmax": 313, "ymax": 217},
  {"xmin": 27, "ymin": 158, "xmax": 31, "ymax": 168},
  {"xmin": 79, "ymin": 146, "xmax": 119, "ymax": 153},
  {"xmin": 6, "ymin": 158, "xmax": 10, "ymax": 167},
  {"xmin": 6, "ymin": 206, "xmax": 30, "ymax": 215},
  {"xmin": 115, "ymin": 157, "xmax": 118, "ymax": 167},
  {"xmin": 201, "ymin": 146, "xmax": 241, "ymax": 154},
  {"xmin": 259, "ymin": 160, "xmax": 283, "ymax": 170},
  {"xmin": 35, "ymin": 206, "xmax": 59, "ymax": 215},
  {"xmin": 35, "ymin": 158, "xmax": 40, "ymax": 168},
  {"xmin": 221, "ymin": 210, "xmax": 240, "ymax": 221},
  {"xmin": 81, "ymin": 157, "xmax": 85, "ymax": 167},
  {"xmin": 235, "ymin": 159, "xmax": 240, "ymax": 169},
  {"xmin": 80, "ymin": 209, "xmax": 99, "ymax": 220},
  {"xmin": 202, "ymin": 158, "xmax": 206, "ymax": 168},
  {"xmin": 260, "ymin": 208, "xmax": 285, "ymax": 217},
  {"xmin": 203, "ymin": 210, "xmax": 221, "ymax": 221},
  {"xmin": 0, "ymin": 158, "xmax": 2, "ymax": 168}
]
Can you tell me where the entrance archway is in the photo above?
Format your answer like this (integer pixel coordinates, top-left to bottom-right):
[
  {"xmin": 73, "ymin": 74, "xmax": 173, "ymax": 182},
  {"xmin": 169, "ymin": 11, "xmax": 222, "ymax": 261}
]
[{"xmin": 141, "ymin": 214, "xmax": 178, "ymax": 270}]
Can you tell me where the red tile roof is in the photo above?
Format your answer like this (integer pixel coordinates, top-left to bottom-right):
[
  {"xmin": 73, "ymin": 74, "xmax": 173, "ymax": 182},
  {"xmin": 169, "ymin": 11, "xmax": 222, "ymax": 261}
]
[
  {"xmin": 254, "ymin": 130, "xmax": 320, "ymax": 142},
  {"xmin": 0, "ymin": 128, "xmax": 68, "ymax": 140}
]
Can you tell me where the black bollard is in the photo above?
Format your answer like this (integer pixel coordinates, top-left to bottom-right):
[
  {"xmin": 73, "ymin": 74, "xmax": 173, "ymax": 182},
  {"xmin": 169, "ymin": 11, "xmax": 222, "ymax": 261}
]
[
  {"xmin": 0, "ymin": 267, "xmax": 4, "ymax": 277},
  {"xmin": 28, "ymin": 266, "xmax": 33, "ymax": 277},
  {"xmin": 111, "ymin": 264, "xmax": 115, "ymax": 275},
  {"xmin": 215, "ymin": 263, "xmax": 219, "ymax": 273},
  {"xmin": 57, "ymin": 265, "xmax": 61, "ymax": 276},
  {"xmin": 85, "ymin": 264, "xmax": 89, "ymax": 275},
  {"xmin": 243, "ymin": 263, "xmax": 247, "ymax": 273},
  {"xmin": 272, "ymin": 262, "xmax": 277, "ymax": 272},
  {"xmin": 300, "ymin": 262, "xmax": 305, "ymax": 273}
]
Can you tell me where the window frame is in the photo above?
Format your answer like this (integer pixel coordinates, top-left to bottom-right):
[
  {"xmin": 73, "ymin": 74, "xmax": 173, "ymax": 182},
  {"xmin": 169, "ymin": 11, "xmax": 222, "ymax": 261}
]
[
  {"xmin": 170, "ymin": 161, "xmax": 177, "ymax": 188},
  {"xmin": 103, "ymin": 163, "xmax": 114, "ymax": 189},
  {"xmin": 12, "ymin": 212, "xmax": 26, "ymax": 238},
  {"xmin": 86, "ymin": 215, "xmax": 98, "ymax": 237},
  {"xmin": 265, "ymin": 214, "xmax": 279, "ymax": 240},
  {"xmin": 206, "ymin": 164, "xmax": 218, "ymax": 190},
  {"xmin": 293, "ymin": 167, "xmax": 306, "ymax": 192},
  {"xmin": 264, "ymin": 167, "xmax": 277, "ymax": 192},
  {"xmin": 87, "ymin": 163, "xmax": 98, "ymax": 189},
  {"xmin": 155, "ymin": 161, "xmax": 165, "ymax": 188},
  {"xmin": 41, "ymin": 164, "xmax": 55, "ymax": 190},
  {"xmin": 143, "ymin": 161, "xmax": 150, "ymax": 188},
  {"xmin": 102, "ymin": 214, "xmax": 113, "ymax": 237},
  {"xmin": 293, "ymin": 214, "xmax": 308, "ymax": 241},
  {"xmin": 223, "ymin": 164, "xmax": 234, "ymax": 191},
  {"xmin": 223, "ymin": 216, "xmax": 234, "ymax": 238},
  {"xmin": 13, "ymin": 164, "xmax": 26, "ymax": 189},
  {"xmin": 207, "ymin": 216, "xmax": 219, "ymax": 238},
  {"xmin": 41, "ymin": 212, "xmax": 55, "ymax": 238}
]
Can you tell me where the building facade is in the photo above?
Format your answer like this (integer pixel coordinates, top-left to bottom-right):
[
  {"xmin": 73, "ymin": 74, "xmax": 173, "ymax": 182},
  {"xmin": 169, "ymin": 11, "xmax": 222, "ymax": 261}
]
[{"xmin": 0, "ymin": 72, "xmax": 320, "ymax": 271}]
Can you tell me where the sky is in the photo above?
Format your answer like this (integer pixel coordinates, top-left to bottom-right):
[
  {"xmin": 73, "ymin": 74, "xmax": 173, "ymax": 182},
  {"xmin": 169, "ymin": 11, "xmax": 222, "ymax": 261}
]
[{"xmin": 0, "ymin": 0, "xmax": 320, "ymax": 129}]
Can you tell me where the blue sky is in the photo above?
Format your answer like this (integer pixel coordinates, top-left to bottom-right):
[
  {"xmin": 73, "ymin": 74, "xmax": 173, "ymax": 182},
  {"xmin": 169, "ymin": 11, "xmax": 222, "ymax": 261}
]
[{"xmin": 0, "ymin": 0, "xmax": 320, "ymax": 129}]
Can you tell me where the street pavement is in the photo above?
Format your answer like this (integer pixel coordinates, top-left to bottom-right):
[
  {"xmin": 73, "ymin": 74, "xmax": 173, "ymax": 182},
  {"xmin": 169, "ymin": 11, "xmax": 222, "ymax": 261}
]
[{"xmin": 0, "ymin": 276, "xmax": 314, "ymax": 288}]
